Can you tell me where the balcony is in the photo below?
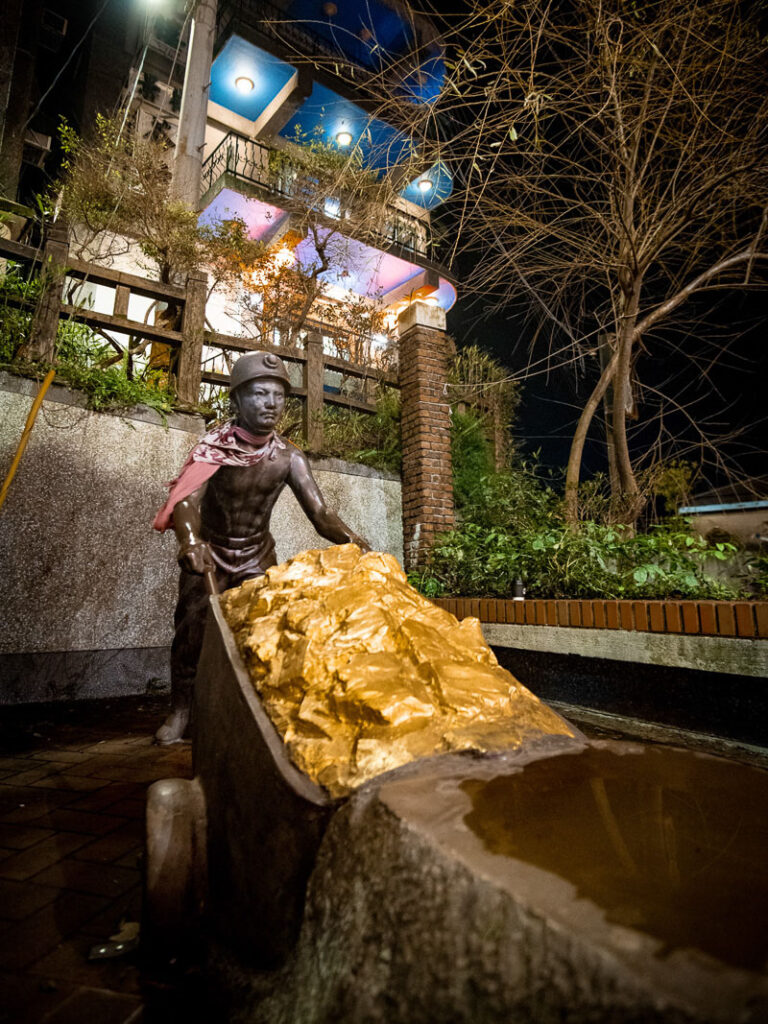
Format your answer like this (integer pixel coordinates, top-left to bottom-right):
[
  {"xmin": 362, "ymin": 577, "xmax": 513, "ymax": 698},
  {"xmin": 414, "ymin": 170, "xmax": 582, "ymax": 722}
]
[{"xmin": 200, "ymin": 132, "xmax": 437, "ymax": 262}]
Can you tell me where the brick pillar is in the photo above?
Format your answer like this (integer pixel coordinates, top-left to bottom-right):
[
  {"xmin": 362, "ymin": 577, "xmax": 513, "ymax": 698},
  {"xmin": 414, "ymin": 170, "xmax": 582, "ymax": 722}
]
[{"xmin": 398, "ymin": 301, "xmax": 454, "ymax": 570}]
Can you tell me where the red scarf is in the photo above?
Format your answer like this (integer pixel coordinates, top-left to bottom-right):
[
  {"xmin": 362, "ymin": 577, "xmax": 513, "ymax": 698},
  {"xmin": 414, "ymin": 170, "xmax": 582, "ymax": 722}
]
[{"xmin": 153, "ymin": 421, "xmax": 285, "ymax": 533}]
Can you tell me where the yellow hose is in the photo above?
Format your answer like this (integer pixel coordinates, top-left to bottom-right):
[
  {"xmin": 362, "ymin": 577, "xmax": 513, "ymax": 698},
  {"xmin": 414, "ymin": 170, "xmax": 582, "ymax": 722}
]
[{"xmin": 0, "ymin": 368, "xmax": 57, "ymax": 512}]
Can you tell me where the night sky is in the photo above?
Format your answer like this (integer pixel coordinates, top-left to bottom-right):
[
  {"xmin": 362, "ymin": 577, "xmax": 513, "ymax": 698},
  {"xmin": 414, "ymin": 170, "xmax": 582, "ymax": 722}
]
[{"xmin": 448, "ymin": 286, "xmax": 767, "ymax": 494}]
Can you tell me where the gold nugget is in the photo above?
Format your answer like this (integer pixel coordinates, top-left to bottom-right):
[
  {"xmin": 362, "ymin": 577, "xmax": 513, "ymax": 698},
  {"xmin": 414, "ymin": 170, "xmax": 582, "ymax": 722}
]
[{"xmin": 220, "ymin": 545, "xmax": 575, "ymax": 798}]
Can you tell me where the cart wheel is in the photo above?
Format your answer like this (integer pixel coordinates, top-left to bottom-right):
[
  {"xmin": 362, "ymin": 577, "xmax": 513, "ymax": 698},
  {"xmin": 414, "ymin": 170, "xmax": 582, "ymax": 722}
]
[{"xmin": 144, "ymin": 777, "xmax": 207, "ymax": 958}]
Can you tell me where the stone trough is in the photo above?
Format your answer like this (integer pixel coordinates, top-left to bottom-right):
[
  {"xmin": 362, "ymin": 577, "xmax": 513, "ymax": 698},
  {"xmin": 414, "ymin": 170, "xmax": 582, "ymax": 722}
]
[{"xmin": 145, "ymin": 561, "xmax": 768, "ymax": 1023}]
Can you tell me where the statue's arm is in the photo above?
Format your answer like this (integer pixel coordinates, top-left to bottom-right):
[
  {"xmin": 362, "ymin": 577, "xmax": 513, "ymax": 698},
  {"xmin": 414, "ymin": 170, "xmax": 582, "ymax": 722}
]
[
  {"xmin": 172, "ymin": 483, "xmax": 214, "ymax": 574},
  {"xmin": 287, "ymin": 450, "xmax": 371, "ymax": 552}
]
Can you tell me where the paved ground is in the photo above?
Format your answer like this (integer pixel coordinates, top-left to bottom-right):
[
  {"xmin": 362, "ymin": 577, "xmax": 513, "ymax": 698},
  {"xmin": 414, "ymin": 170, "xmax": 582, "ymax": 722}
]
[
  {"xmin": 2, "ymin": 693, "xmax": 764, "ymax": 1024},
  {"xmin": 0, "ymin": 696, "xmax": 195, "ymax": 1024}
]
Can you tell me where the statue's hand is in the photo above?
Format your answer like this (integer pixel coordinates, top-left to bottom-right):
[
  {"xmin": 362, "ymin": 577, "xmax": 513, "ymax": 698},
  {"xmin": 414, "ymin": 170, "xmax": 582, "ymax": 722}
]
[
  {"xmin": 351, "ymin": 534, "xmax": 372, "ymax": 554},
  {"xmin": 178, "ymin": 541, "xmax": 214, "ymax": 576}
]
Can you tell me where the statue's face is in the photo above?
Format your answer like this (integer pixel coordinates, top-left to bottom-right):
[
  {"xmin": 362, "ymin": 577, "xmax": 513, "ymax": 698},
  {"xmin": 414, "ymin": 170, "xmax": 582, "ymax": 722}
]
[{"xmin": 232, "ymin": 378, "xmax": 287, "ymax": 434}]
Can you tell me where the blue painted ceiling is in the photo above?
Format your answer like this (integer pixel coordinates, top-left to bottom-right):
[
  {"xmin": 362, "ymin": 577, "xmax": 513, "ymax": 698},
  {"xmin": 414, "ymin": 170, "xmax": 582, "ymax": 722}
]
[
  {"xmin": 279, "ymin": 82, "xmax": 413, "ymax": 173},
  {"xmin": 210, "ymin": 36, "xmax": 297, "ymax": 120},
  {"xmin": 400, "ymin": 160, "xmax": 453, "ymax": 211}
]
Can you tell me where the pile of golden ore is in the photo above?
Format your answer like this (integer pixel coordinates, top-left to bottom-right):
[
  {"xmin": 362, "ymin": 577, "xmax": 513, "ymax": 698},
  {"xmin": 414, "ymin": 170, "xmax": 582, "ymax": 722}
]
[{"xmin": 220, "ymin": 545, "xmax": 574, "ymax": 797}]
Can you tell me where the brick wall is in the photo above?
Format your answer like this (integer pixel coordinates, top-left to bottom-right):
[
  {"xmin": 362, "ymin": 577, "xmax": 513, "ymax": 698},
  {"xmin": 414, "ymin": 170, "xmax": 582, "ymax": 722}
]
[
  {"xmin": 398, "ymin": 303, "xmax": 455, "ymax": 569},
  {"xmin": 434, "ymin": 597, "xmax": 768, "ymax": 638}
]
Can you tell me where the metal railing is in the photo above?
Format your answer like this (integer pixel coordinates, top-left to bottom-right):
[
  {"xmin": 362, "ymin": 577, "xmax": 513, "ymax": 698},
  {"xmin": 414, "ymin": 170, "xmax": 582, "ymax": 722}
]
[{"xmin": 201, "ymin": 132, "xmax": 434, "ymax": 260}]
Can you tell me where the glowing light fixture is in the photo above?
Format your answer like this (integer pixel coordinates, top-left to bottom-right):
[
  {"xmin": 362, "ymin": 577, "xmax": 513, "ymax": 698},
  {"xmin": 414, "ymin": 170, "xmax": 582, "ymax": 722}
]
[
  {"xmin": 336, "ymin": 130, "xmax": 353, "ymax": 147},
  {"xmin": 273, "ymin": 244, "xmax": 295, "ymax": 270},
  {"xmin": 417, "ymin": 177, "xmax": 434, "ymax": 193},
  {"xmin": 235, "ymin": 76, "xmax": 255, "ymax": 93}
]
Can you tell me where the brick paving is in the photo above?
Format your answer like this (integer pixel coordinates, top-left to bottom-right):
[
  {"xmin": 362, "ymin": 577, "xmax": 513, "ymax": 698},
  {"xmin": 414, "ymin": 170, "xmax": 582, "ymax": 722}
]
[{"xmin": 0, "ymin": 696, "xmax": 194, "ymax": 1024}]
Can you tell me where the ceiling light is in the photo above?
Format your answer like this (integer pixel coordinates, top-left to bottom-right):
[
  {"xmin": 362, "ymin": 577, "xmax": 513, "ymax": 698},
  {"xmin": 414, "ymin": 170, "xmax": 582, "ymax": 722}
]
[
  {"xmin": 235, "ymin": 76, "xmax": 254, "ymax": 93},
  {"xmin": 417, "ymin": 178, "xmax": 434, "ymax": 193},
  {"xmin": 336, "ymin": 130, "xmax": 352, "ymax": 147}
]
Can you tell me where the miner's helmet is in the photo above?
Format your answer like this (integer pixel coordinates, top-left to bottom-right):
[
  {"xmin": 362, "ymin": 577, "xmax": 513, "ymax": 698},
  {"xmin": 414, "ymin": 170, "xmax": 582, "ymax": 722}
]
[{"xmin": 229, "ymin": 351, "xmax": 292, "ymax": 395}]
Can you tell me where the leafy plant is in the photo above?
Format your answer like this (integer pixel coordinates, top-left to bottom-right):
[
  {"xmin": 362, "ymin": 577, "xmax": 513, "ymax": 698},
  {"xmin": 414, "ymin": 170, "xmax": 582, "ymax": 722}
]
[
  {"xmin": 304, "ymin": 387, "xmax": 401, "ymax": 472},
  {"xmin": 448, "ymin": 345, "xmax": 519, "ymax": 470},
  {"xmin": 411, "ymin": 408, "xmax": 743, "ymax": 600},
  {"xmin": 0, "ymin": 261, "xmax": 42, "ymax": 361}
]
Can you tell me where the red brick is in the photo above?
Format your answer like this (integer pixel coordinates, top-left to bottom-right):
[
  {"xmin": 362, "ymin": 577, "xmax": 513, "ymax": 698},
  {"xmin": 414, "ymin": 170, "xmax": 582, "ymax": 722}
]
[
  {"xmin": 666, "ymin": 602, "xmax": 683, "ymax": 633},
  {"xmin": 605, "ymin": 602, "xmax": 620, "ymax": 629},
  {"xmin": 648, "ymin": 602, "xmax": 665, "ymax": 631},
  {"xmin": 514, "ymin": 601, "xmax": 526, "ymax": 624},
  {"xmin": 734, "ymin": 602, "xmax": 756, "ymax": 638},
  {"xmin": 619, "ymin": 602, "xmax": 634, "ymax": 630},
  {"xmin": 681, "ymin": 602, "xmax": 700, "ymax": 633},
  {"xmin": 556, "ymin": 600, "xmax": 570, "ymax": 626},
  {"xmin": 568, "ymin": 601, "xmax": 582, "ymax": 627},
  {"xmin": 699, "ymin": 602, "xmax": 718, "ymax": 635},
  {"xmin": 581, "ymin": 602, "xmax": 595, "ymax": 628},
  {"xmin": 715, "ymin": 603, "xmax": 736, "ymax": 637},
  {"xmin": 756, "ymin": 603, "xmax": 768, "ymax": 638},
  {"xmin": 593, "ymin": 602, "xmax": 607, "ymax": 629},
  {"xmin": 546, "ymin": 600, "xmax": 557, "ymax": 626},
  {"xmin": 633, "ymin": 602, "xmax": 649, "ymax": 631}
]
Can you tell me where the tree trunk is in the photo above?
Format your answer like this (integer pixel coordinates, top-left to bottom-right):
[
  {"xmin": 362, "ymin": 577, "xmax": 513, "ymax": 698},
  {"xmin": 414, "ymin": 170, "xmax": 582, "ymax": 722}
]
[
  {"xmin": 611, "ymin": 286, "xmax": 642, "ymax": 521},
  {"xmin": 564, "ymin": 349, "xmax": 619, "ymax": 525},
  {"xmin": 598, "ymin": 335, "xmax": 620, "ymax": 496}
]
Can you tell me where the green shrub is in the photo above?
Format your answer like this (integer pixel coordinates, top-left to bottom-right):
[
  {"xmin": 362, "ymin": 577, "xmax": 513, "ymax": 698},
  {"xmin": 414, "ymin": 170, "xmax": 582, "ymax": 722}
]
[
  {"xmin": 411, "ymin": 408, "xmax": 742, "ymax": 601},
  {"xmin": 413, "ymin": 513, "xmax": 741, "ymax": 601},
  {"xmin": 312, "ymin": 387, "xmax": 401, "ymax": 472},
  {"xmin": 1, "ymin": 261, "xmax": 176, "ymax": 416},
  {"xmin": 0, "ymin": 261, "xmax": 41, "ymax": 361}
]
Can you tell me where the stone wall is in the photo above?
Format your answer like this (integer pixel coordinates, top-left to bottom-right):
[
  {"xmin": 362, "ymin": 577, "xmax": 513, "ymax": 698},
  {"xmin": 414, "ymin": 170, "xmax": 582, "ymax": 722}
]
[{"xmin": 0, "ymin": 374, "xmax": 402, "ymax": 704}]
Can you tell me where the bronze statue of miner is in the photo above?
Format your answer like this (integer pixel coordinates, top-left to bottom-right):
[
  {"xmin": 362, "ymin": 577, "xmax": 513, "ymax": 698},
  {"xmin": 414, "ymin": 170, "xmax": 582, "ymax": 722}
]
[{"xmin": 152, "ymin": 350, "xmax": 370, "ymax": 745}]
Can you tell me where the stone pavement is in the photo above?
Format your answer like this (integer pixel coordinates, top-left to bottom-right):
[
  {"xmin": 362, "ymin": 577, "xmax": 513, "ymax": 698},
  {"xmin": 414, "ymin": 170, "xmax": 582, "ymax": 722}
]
[{"xmin": 0, "ymin": 696, "xmax": 194, "ymax": 1024}]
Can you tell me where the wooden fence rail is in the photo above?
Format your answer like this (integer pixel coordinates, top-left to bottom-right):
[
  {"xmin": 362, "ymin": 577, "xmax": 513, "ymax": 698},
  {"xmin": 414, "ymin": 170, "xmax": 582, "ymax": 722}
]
[
  {"xmin": 0, "ymin": 232, "xmax": 395, "ymax": 446},
  {"xmin": 434, "ymin": 597, "xmax": 768, "ymax": 640}
]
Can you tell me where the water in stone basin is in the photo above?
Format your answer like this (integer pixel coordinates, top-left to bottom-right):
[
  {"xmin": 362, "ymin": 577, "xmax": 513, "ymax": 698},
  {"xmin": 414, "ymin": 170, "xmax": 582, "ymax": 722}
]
[{"xmin": 462, "ymin": 746, "xmax": 768, "ymax": 973}]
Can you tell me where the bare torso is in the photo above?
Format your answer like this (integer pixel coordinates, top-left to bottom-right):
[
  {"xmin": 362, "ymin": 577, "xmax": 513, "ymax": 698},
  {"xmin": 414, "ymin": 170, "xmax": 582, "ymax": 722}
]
[
  {"xmin": 198, "ymin": 442, "xmax": 293, "ymax": 542},
  {"xmin": 173, "ymin": 435, "xmax": 368, "ymax": 564}
]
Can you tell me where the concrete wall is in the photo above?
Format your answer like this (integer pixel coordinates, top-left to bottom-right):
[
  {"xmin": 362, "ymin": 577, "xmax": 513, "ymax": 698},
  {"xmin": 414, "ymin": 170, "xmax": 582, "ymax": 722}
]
[
  {"xmin": 482, "ymin": 623, "xmax": 768, "ymax": 678},
  {"xmin": 485, "ymin": 624, "xmax": 768, "ymax": 748},
  {"xmin": 0, "ymin": 374, "xmax": 403, "ymax": 704}
]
